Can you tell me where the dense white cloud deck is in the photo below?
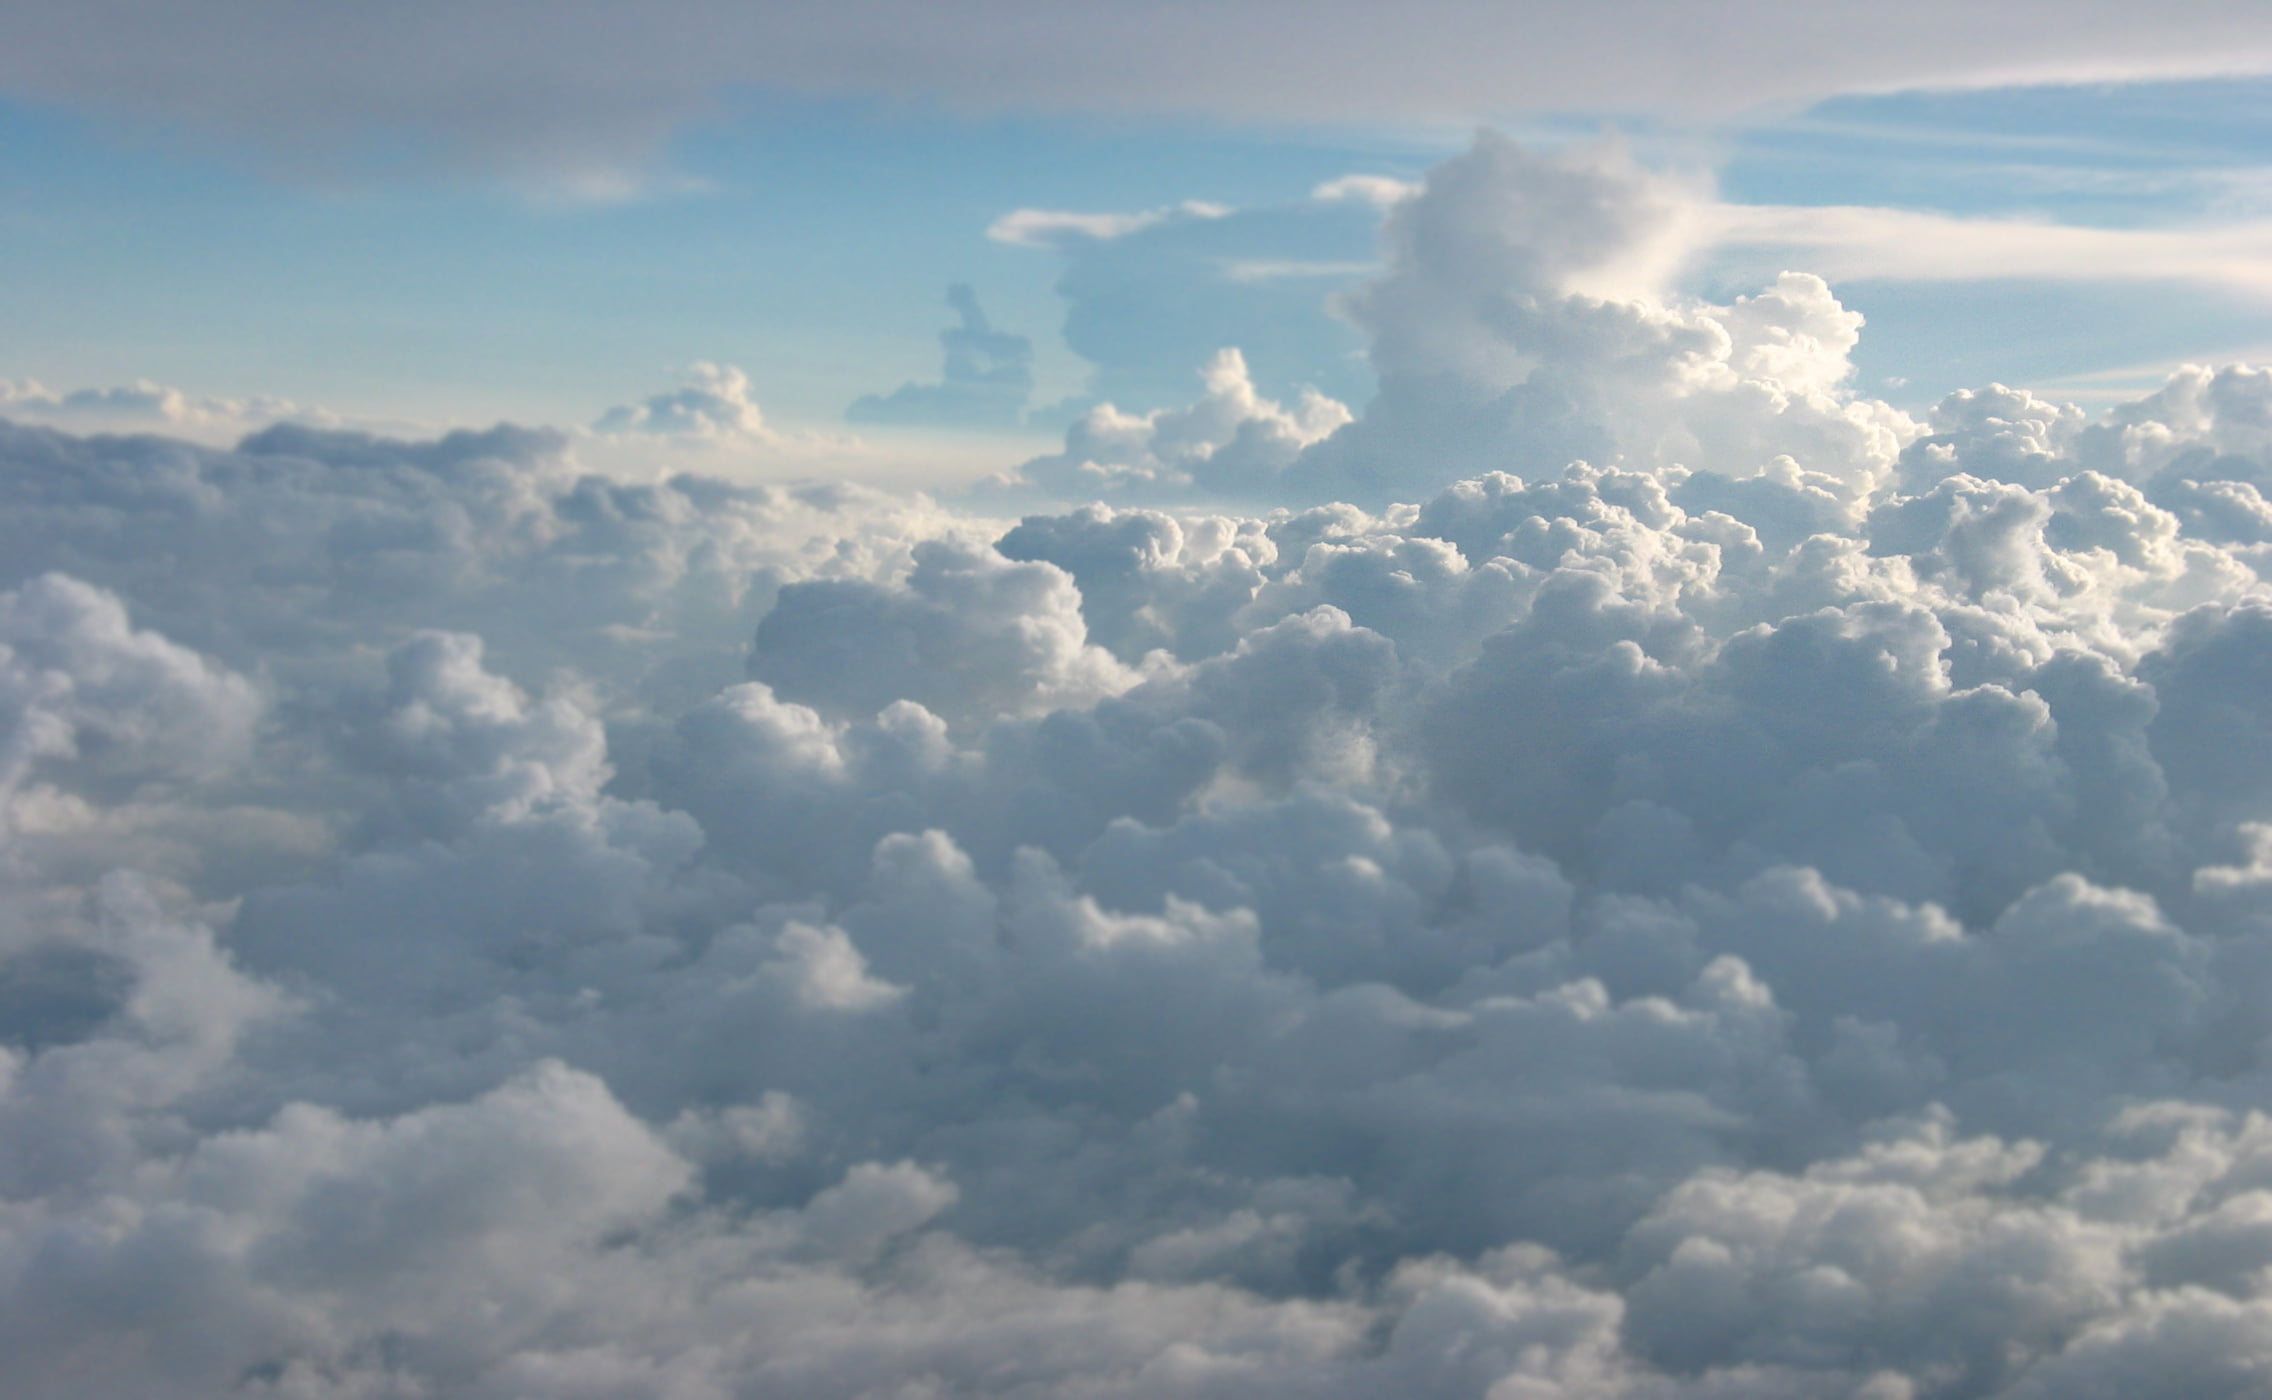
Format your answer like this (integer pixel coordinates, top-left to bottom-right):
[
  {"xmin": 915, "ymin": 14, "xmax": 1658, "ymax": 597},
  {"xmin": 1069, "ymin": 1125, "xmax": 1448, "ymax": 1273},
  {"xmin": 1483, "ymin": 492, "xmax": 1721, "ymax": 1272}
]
[{"xmin": 12, "ymin": 139, "xmax": 2272, "ymax": 1398}]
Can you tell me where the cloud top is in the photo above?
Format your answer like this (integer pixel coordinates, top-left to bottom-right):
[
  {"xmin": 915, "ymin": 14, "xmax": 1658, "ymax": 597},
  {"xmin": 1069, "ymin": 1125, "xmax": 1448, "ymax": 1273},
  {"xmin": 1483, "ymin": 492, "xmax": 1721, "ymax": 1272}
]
[{"xmin": 8, "ymin": 133, "xmax": 2272, "ymax": 1396}]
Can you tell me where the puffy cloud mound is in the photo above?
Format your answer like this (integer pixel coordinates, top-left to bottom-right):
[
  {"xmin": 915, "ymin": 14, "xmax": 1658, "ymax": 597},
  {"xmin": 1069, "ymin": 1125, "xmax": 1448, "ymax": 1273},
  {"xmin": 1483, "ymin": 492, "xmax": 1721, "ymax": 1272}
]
[
  {"xmin": 595, "ymin": 361, "xmax": 777, "ymax": 441},
  {"xmin": 1008, "ymin": 347, "xmax": 1353, "ymax": 500},
  {"xmin": 1008, "ymin": 133, "xmax": 1914, "ymax": 508},
  {"xmin": 14, "ymin": 134, "xmax": 2272, "ymax": 1396}
]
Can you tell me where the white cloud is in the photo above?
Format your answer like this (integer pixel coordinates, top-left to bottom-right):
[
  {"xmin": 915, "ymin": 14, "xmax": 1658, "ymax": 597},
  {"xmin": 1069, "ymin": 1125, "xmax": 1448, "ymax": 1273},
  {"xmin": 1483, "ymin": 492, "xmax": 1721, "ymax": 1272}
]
[
  {"xmin": 1311, "ymin": 174, "xmax": 1421, "ymax": 209},
  {"xmin": 588, "ymin": 362, "xmax": 872, "ymax": 475},
  {"xmin": 1016, "ymin": 134, "xmax": 1915, "ymax": 504},
  {"xmin": 1220, "ymin": 258, "xmax": 1379, "ymax": 283},
  {"xmin": 10, "ymin": 131, "xmax": 2272, "ymax": 1397},
  {"xmin": 747, "ymin": 534, "xmax": 1140, "ymax": 726},
  {"xmin": 0, "ymin": 376, "xmax": 329, "ymax": 443},
  {"xmin": 593, "ymin": 360, "xmax": 775, "ymax": 440},
  {"xmin": 986, "ymin": 200, "xmax": 1233, "ymax": 249},
  {"xmin": 1708, "ymin": 202, "xmax": 2272, "ymax": 301},
  {"xmin": 1003, "ymin": 347, "xmax": 1351, "ymax": 500}
]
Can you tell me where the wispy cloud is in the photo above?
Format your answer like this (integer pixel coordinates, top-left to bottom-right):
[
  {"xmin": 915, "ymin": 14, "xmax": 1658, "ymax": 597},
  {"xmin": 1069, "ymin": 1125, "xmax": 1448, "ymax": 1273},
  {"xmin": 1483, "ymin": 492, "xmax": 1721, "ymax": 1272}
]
[
  {"xmin": 1310, "ymin": 174, "xmax": 1419, "ymax": 208},
  {"xmin": 985, "ymin": 201, "xmax": 1232, "ymax": 249},
  {"xmin": 4, "ymin": 2, "xmax": 2271, "ymax": 179},
  {"xmin": 1218, "ymin": 258, "xmax": 1377, "ymax": 283},
  {"xmin": 1706, "ymin": 201, "xmax": 2272, "ymax": 299}
]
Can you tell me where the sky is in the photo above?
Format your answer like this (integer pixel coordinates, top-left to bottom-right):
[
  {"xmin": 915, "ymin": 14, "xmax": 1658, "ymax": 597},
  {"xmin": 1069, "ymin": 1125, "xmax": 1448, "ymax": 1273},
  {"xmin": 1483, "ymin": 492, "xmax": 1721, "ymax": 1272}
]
[
  {"xmin": 2, "ymin": 14, "xmax": 2271, "ymax": 458},
  {"xmin": 12, "ymin": 5, "xmax": 2272, "ymax": 1398}
]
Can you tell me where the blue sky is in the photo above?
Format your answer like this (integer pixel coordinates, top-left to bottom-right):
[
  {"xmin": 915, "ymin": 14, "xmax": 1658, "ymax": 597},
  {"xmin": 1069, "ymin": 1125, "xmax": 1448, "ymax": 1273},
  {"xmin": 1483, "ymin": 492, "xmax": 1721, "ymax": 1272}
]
[{"xmin": 1, "ymin": 20, "xmax": 2269, "ymax": 464}]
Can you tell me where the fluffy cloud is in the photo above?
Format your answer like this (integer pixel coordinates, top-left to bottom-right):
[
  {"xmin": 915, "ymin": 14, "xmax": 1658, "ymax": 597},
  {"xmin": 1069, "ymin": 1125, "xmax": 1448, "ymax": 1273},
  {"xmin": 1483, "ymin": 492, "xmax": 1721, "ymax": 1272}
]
[
  {"xmin": 1005, "ymin": 134, "xmax": 1916, "ymax": 508},
  {"xmin": 593, "ymin": 361, "xmax": 777, "ymax": 441},
  {"xmin": 748, "ymin": 534, "xmax": 1139, "ymax": 727},
  {"xmin": 1006, "ymin": 348, "xmax": 1352, "ymax": 500},
  {"xmin": 12, "ymin": 133, "xmax": 2272, "ymax": 1397},
  {"xmin": 0, "ymin": 377, "xmax": 318, "ymax": 443}
]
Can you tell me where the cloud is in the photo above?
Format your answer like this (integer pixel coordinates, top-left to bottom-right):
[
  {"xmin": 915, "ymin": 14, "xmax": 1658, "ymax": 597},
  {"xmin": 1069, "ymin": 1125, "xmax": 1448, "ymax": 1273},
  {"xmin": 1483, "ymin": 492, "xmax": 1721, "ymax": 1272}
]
[
  {"xmin": 999, "ymin": 191, "xmax": 1380, "ymax": 416},
  {"xmin": 592, "ymin": 360, "xmax": 776, "ymax": 440},
  {"xmin": 1311, "ymin": 174, "xmax": 1422, "ymax": 209},
  {"xmin": 14, "ymin": 131, "xmax": 2272, "ymax": 1396},
  {"xmin": 747, "ymin": 534, "xmax": 1139, "ymax": 726},
  {"xmin": 591, "ymin": 364, "xmax": 872, "ymax": 473},
  {"xmin": 846, "ymin": 285, "xmax": 1037, "ymax": 430},
  {"xmin": 1220, "ymin": 258, "xmax": 1380, "ymax": 284},
  {"xmin": 0, "ymin": 376, "xmax": 324, "ymax": 443},
  {"xmin": 1007, "ymin": 133, "xmax": 1913, "ymax": 505},
  {"xmin": 986, "ymin": 201, "xmax": 1233, "ymax": 250},
  {"xmin": 1003, "ymin": 347, "xmax": 1352, "ymax": 500},
  {"xmin": 994, "ymin": 152, "xmax": 2272, "ymax": 496},
  {"xmin": 1707, "ymin": 202, "xmax": 2272, "ymax": 302},
  {"xmin": 4, "ymin": 3, "xmax": 2272, "ymax": 180}
]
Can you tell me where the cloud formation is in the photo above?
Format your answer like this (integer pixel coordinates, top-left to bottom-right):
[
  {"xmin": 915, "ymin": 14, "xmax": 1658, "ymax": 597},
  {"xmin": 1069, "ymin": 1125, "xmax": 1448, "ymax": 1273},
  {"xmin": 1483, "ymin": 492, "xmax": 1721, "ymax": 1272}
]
[
  {"xmin": 1708, "ymin": 202, "xmax": 2272, "ymax": 303},
  {"xmin": 593, "ymin": 361, "xmax": 777, "ymax": 441},
  {"xmin": 987, "ymin": 201, "xmax": 1233, "ymax": 250},
  {"xmin": 4, "ymin": 2, "xmax": 2271, "ymax": 179},
  {"xmin": 1007, "ymin": 135, "xmax": 1908, "ymax": 505},
  {"xmin": 0, "ymin": 377, "xmax": 319, "ymax": 442},
  {"xmin": 11, "ymin": 133, "xmax": 2272, "ymax": 1396}
]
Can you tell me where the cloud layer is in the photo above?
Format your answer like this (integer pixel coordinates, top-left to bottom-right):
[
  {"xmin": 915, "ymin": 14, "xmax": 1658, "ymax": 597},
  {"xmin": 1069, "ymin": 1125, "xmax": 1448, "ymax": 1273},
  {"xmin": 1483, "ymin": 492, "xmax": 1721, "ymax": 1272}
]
[
  {"xmin": 11, "ymin": 133, "xmax": 2272, "ymax": 1396},
  {"xmin": 4, "ymin": 2, "xmax": 2272, "ymax": 178}
]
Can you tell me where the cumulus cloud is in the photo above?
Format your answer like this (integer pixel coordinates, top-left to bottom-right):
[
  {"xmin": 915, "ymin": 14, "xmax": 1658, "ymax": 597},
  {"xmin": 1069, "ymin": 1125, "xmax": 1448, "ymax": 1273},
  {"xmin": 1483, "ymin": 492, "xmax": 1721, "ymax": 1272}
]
[
  {"xmin": 1000, "ymin": 134, "xmax": 1917, "ymax": 508},
  {"xmin": 1003, "ymin": 348, "xmax": 1352, "ymax": 500},
  {"xmin": 588, "ymin": 363, "xmax": 866, "ymax": 471},
  {"xmin": 747, "ymin": 535, "xmax": 1139, "ymax": 726},
  {"xmin": 0, "ymin": 376, "xmax": 321, "ymax": 442},
  {"xmin": 593, "ymin": 361, "xmax": 777, "ymax": 440},
  {"xmin": 14, "ymin": 132, "xmax": 2272, "ymax": 1397}
]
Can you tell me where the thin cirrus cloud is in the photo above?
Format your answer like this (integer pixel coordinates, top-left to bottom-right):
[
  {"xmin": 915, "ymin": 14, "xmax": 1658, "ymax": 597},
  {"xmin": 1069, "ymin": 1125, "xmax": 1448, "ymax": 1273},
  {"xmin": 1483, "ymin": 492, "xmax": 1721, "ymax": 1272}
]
[
  {"xmin": 1278, "ymin": 170, "xmax": 2272, "ymax": 302},
  {"xmin": 3, "ymin": 1, "xmax": 2271, "ymax": 177},
  {"xmin": 985, "ymin": 201, "xmax": 1234, "ymax": 250},
  {"xmin": 1030, "ymin": 173, "xmax": 2272, "ymax": 303},
  {"xmin": 1709, "ymin": 201, "xmax": 2272, "ymax": 299}
]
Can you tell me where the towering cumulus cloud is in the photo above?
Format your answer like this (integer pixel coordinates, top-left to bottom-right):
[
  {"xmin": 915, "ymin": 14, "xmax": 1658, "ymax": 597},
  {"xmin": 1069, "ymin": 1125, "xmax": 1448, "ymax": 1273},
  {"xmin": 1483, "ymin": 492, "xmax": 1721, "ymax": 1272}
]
[
  {"xmin": 11, "ymin": 135, "xmax": 2272, "ymax": 1398},
  {"xmin": 1010, "ymin": 135, "xmax": 1906, "ymax": 507}
]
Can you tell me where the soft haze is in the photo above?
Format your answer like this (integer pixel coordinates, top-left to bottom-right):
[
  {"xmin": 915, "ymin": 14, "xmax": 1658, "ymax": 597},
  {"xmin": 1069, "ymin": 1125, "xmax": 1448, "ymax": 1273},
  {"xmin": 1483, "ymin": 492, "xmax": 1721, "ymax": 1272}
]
[{"xmin": 5, "ymin": 7, "xmax": 2272, "ymax": 1399}]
